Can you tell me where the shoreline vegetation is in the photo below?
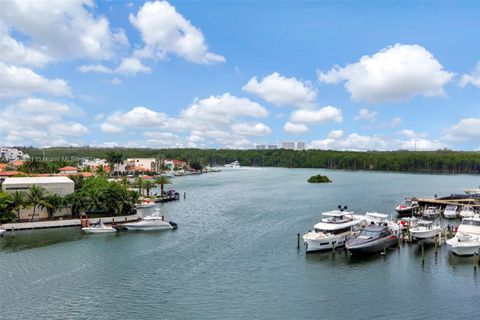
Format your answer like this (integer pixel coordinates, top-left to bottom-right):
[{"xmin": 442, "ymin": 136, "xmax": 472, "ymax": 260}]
[
  {"xmin": 308, "ymin": 175, "xmax": 332, "ymax": 183},
  {"xmin": 18, "ymin": 147, "xmax": 480, "ymax": 174}
]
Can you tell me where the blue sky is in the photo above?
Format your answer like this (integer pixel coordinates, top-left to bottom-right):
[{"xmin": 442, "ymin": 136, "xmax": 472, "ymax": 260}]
[{"xmin": 1, "ymin": 0, "xmax": 479, "ymax": 150}]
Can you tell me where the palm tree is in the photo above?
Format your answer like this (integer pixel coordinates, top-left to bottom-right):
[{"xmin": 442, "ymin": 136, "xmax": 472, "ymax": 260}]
[
  {"xmin": 134, "ymin": 176, "xmax": 145, "ymax": 196},
  {"xmin": 42, "ymin": 194, "xmax": 64, "ymax": 220},
  {"xmin": 95, "ymin": 165, "xmax": 107, "ymax": 177},
  {"xmin": 105, "ymin": 151, "xmax": 124, "ymax": 176},
  {"xmin": 143, "ymin": 180, "xmax": 155, "ymax": 197},
  {"xmin": 154, "ymin": 175, "xmax": 171, "ymax": 196},
  {"xmin": 10, "ymin": 191, "xmax": 26, "ymax": 221},
  {"xmin": 25, "ymin": 185, "xmax": 51, "ymax": 221},
  {"xmin": 120, "ymin": 176, "xmax": 129, "ymax": 188}
]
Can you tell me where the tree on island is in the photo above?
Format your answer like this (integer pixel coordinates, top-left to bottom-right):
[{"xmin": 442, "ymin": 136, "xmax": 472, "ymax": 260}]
[{"xmin": 308, "ymin": 175, "xmax": 332, "ymax": 183}]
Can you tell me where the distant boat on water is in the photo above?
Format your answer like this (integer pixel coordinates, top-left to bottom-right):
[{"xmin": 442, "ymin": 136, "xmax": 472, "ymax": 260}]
[{"xmin": 224, "ymin": 161, "xmax": 240, "ymax": 168}]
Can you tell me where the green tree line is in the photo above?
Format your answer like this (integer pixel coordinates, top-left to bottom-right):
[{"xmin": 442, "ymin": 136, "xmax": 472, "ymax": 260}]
[{"xmin": 18, "ymin": 147, "xmax": 480, "ymax": 174}]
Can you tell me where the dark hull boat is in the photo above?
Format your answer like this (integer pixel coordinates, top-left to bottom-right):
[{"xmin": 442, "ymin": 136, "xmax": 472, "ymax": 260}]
[{"xmin": 346, "ymin": 225, "xmax": 397, "ymax": 255}]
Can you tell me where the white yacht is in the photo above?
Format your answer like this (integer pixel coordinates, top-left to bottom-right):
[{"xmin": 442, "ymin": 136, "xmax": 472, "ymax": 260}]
[
  {"xmin": 464, "ymin": 187, "xmax": 480, "ymax": 196},
  {"xmin": 355, "ymin": 212, "xmax": 399, "ymax": 233},
  {"xmin": 124, "ymin": 210, "xmax": 174, "ymax": 231},
  {"xmin": 224, "ymin": 161, "xmax": 240, "ymax": 168},
  {"xmin": 136, "ymin": 200, "xmax": 156, "ymax": 209},
  {"xmin": 422, "ymin": 206, "xmax": 441, "ymax": 219},
  {"xmin": 303, "ymin": 210, "xmax": 361, "ymax": 253},
  {"xmin": 443, "ymin": 205, "xmax": 458, "ymax": 219},
  {"xmin": 459, "ymin": 205, "xmax": 475, "ymax": 218},
  {"xmin": 409, "ymin": 220, "xmax": 442, "ymax": 240},
  {"xmin": 82, "ymin": 222, "xmax": 116, "ymax": 234},
  {"xmin": 446, "ymin": 214, "xmax": 480, "ymax": 256},
  {"xmin": 0, "ymin": 228, "xmax": 6, "ymax": 236}
]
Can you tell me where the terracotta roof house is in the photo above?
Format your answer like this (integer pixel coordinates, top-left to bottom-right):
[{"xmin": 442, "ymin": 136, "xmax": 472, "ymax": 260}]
[{"xmin": 58, "ymin": 166, "xmax": 78, "ymax": 175}]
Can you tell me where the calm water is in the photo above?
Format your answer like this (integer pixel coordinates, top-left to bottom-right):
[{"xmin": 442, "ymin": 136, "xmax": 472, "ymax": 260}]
[{"xmin": 1, "ymin": 168, "xmax": 479, "ymax": 320}]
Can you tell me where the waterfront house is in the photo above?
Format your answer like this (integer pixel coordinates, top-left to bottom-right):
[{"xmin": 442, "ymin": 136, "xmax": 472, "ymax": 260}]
[
  {"xmin": 164, "ymin": 159, "xmax": 187, "ymax": 170},
  {"xmin": 58, "ymin": 166, "xmax": 78, "ymax": 175},
  {"xmin": 2, "ymin": 176, "xmax": 74, "ymax": 221}
]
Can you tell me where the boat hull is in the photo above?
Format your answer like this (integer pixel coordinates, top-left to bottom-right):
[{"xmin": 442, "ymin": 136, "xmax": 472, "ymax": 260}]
[
  {"xmin": 124, "ymin": 221, "xmax": 173, "ymax": 231},
  {"xmin": 446, "ymin": 238, "xmax": 480, "ymax": 256},
  {"xmin": 303, "ymin": 235, "xmax": 349, "ymax": 253},
  {"xmin": 410, "ymin": 229, "xmax": 441, "ymax": 240},
  {"xmin": 82, "ymin": 227, "xmax": 116, "ymax": 234},
  {"xmin": 443, "ymin": 212, "xmax": 457, "ymax": 219},
  {"xmin": 346, "ymin": 236, "xmax": 397, "ymax": 255}
]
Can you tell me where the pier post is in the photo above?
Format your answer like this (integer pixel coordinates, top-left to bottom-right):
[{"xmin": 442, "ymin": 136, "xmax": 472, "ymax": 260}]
[
  {"xmin": 475, "ymin": 252, "xmax": 478, "ymax": 270},
  {"xmin": 435, "ymin": 237, "xmax": 438, "ymax": 255},
  {"xmin": 297, "ymin": 234, "xmax": 300, "ymax": 250},
  {"xmin": 421, "ymin": 242, "xmax": 425, "ymax": 261},
  {"xmin": 184, "ymin": 192, "xmax": 186, "ymax": 200}
]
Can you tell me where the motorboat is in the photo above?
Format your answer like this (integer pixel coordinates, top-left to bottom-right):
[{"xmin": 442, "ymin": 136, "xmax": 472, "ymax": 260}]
[
  {"xmin": 346, "ymin": 225, "xmax": 398, "ymax": 255},
  {"xmin": 224, "ymin": 161, "xmax": 240, "ymax": 168},
  {"xmin": 395, "ymin": 198, "xmax": 419, "ymax": 215},
  {"xmin": 446, "ymin": 214, "xmax": 480, "ymax": 256},
  {"xmin": 355, "ymin": 212, "xmax": 399, "ymax": 233},
  {"xmin": 397, "ymin": 217, "xmax": 418, "ymax": 231},
  {"xmin": 422, "ymin": 206, "xmax": 441, "ymax": 219},
  {"xmin": 459, "ymin": 205, "xmax": 476, "ymax": 218},
  {"xmin": 409, "ymin": 220, "xmax": 442, "ymax": 240},
  {"xmin": 136, "ymin": 199, "xmax": 156, "ymax": 209},
  {"xmin": 0, "ymin": 228, "xmax": 6, "ymax": 236},
  {"xmin": 464, "ymin": 187, "xmax": 480, "ymax": 196},
  {"xmin": 303, "ymin": 209, "xmax": 361, "ymax": 253},
  {"xmin": 124, "ymin": 210, "xmax": 175, "ymax": 231},
  {"xmin": 443, "ymin": 205, "xmax": 458, "ymax": 219},
  {"xmin": 82, "ymin": 222, "xmax": 117, "ymax": 234}
]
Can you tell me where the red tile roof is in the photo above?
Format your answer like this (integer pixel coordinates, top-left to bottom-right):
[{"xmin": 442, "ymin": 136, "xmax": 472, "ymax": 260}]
[
  {"xmin": 58, "ymin": 166, "xmax": 78, "ymax": 171},
  {"xmin": 0, "ymin": 171, "xmax": 23, "ymax": 177}
]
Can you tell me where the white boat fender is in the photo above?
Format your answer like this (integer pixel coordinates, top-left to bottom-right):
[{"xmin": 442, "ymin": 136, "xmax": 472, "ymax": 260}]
[{"xmin": 169, "ymin": 221, "xmax": 178, "ymax": 229}]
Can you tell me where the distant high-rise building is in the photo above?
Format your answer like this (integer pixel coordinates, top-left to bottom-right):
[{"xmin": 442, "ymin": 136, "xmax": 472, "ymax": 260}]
[
  {"xmin": 256, "ymin": 144, "xmax": 266, "ymax": 150},
  {"xmin": 281, "ymin": 141, "xmax": 305, "ymax": 150},
  {"xmin": 267, "ymin": 144, "xmax": 278, "ymax": 150},
  {"xmin": 295, "ymin": 141, "xmax": 306, "ymax": 151},
  {"xmin": 282, "ymin": 141, "xmax": 296, "ymax": 150}
]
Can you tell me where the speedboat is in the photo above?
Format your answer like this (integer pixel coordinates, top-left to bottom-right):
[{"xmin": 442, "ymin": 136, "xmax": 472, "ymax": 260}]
[
  {"xmin": 422, "ymin": 206, "xmax": 441, "ymax": 219},
  {"xmin": 224, "ymin": 161, "xmax": 240, "ymax": 168},
  {"xmin": 346, "ymin": 225, "xmax": 398, "ymax": 255},
  {"xmin": 464, "ymin": 187, "xmax": 480, "ymax": 196},
  {"xmin": 397, "ymin": 217, "xmax": 418, "ymax": 231},
  {"xmin": 395, "ymin": 198, "xmax": 419, "ymax": 215},
  {"xmin": 409, "ymin": 220, "xmax": 442, "ymax": 240},
  {"xmin": 0, "ymin": 228, "xmax": 6, "ymax": 236},
  {"xmin": 303, "ymin": 209, "xmax": 361, "ymax": 253},
  {"xmin": 446, "ymin": 214, "xmax": 480, "ymax": 256},
  {"xmin": 124, "ymin": 210, "xmax": 174, "ymax": 231},
  {"xmin": 82, "ymin": 222, "xmax": 117, "ymax": 234},
  {"xmin": 459, "ymin": 205, "xmax": 475, "ymax": 218},
  {"xmin": 136, "ymin": 200, "xmax": 156, "ymax": 209},
  {"xmin": 443, "ymin": 205, "xmax": 458, "ymax": 219}
]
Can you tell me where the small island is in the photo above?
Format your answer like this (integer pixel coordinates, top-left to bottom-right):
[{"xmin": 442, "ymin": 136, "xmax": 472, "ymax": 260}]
[{"xmin": 307, "ymin": 174, "xmax": 332, "ymax": 183}]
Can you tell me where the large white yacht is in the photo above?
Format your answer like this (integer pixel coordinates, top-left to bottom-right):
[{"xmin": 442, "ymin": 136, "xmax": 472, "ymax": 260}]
[
  {"xmin": 446, "ymin": 214, "xmax": 480, "ymax": 256},
  {"xmin": 459, "ymin": 205, "xmax": 476, "ymax": 218},
  {"xmin": 124, "ymin": 210, "xmax": 174, "ymax": 231},
  {"xmin": 303, "ymin": 209, "xmax": 361, "ymax": 253}
]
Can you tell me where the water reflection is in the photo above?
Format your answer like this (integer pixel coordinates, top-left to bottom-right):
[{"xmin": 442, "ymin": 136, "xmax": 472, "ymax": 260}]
[{"xmin": 0, "ymin": 227, "xmax": 84, "ymax": 252}]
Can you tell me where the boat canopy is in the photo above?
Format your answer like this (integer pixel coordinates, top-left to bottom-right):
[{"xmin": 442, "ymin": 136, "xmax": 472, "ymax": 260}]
[
  {"xmin": 321, "ymin": 210, "xmax": 354, "ymax": 217},
  {"xmin": 365, "ymin": 212, "xmax": 389, "ymax": 219}
]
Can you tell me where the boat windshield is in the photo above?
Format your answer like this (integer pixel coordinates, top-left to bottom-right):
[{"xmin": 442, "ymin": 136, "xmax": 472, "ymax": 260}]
[
  {"xmin": 445, "ymin": 205, "xmax": 457, "ymax": 210},
  {"xmin": 463, "ymin": 207, "xmax": 474, "ymax": 212},
  {"xmin": 360, "ymin": 229, "xmax": 381, "ymax": 237}
]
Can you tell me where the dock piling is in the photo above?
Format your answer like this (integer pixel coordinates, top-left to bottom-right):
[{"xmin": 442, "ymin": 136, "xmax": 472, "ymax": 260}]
[
  {"xmin": 297, "ymin": 234, "xmax": 300, "ymax": 250},
  {"xmin": 184, "ymin": 192, "xmax": 186, "ymax": 200},
  {"xmin": 421, "ymin": 242, "xmax": 425, "ymax": 261}
]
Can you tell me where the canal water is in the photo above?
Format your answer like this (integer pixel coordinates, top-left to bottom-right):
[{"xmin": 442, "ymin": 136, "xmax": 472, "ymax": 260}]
[{"xmin": 1, "ymin": 168, "xmax": 479, "ymax": 319}]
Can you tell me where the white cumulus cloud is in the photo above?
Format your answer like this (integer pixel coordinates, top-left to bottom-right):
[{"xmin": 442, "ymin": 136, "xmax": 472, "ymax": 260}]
[
  {"xmin": 328, "ymin": 130, "xmax": 344, "ymax": 139},
  {"xmin": 284, "ymin": 122, "xmax": 309, "ymax": 134},
  {"xmin": 354, "ymin": 108, "xmax": 377, "ymax": 122},
  {"xmin": 232, "ymin": 123, "xmax": 272, "ymax": 136},
  {"xmin": 318, "ymin": 44, "xmax": 455, "ymax": 103},
  {"xmin": 290, "ymin": 106, "xmax": 343, "ymax": 124},
  {"xmin": 115, "ymin": 57, "xmax": 152, "ymax": 75},
  {"xmin": 0, "ymin": 62, "xmax": 72, "ymax": 97},
  {"xmin": 458, "ymin": 62, "xmax": 480, "ymax": 88},
  {"xmin": 442, "ymin": 118, "xmax": 480, "ymax": 141},
  {"xmin": 242, "ymin": 72, "xmax": 316, "ymax": 108},
  {"xmin": 130, "ymin": 0, "xmax": 225, "ymax": 64}
]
